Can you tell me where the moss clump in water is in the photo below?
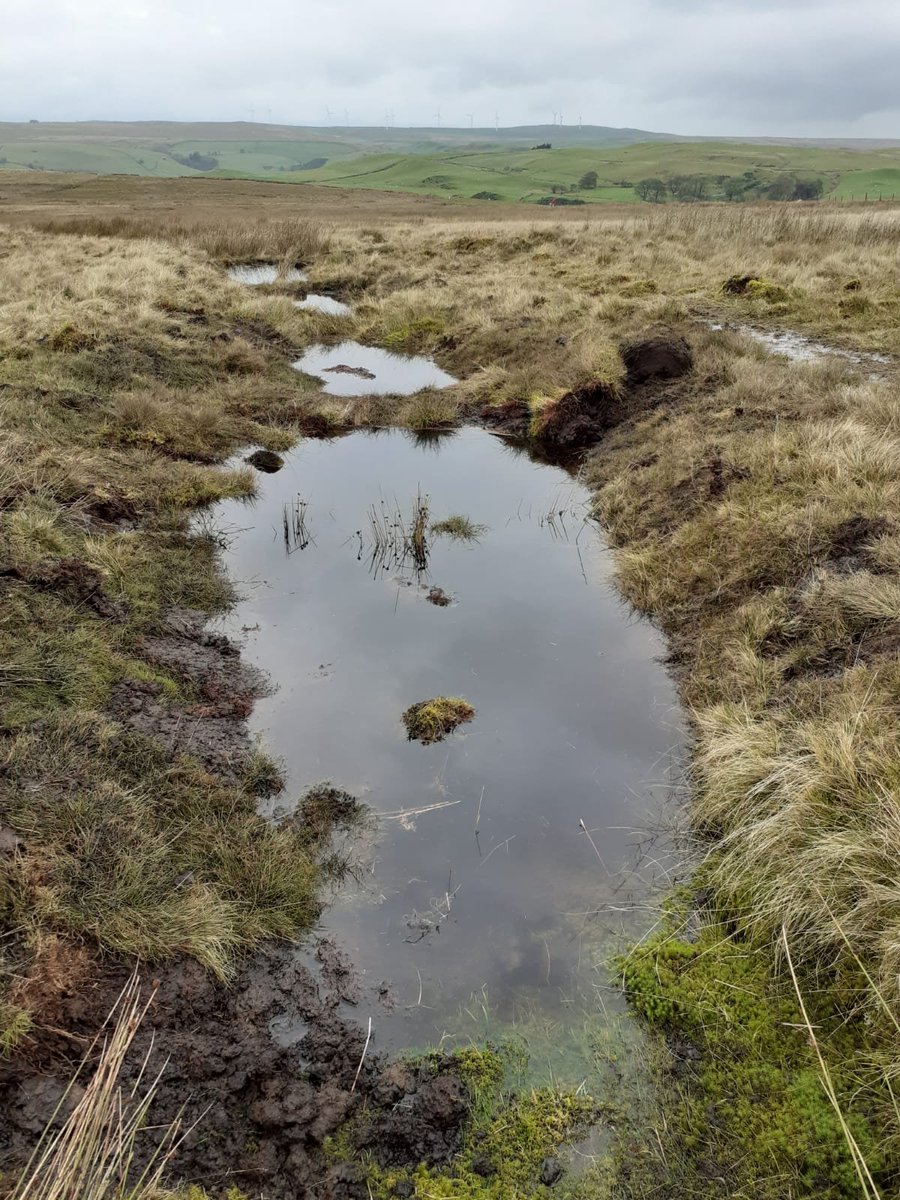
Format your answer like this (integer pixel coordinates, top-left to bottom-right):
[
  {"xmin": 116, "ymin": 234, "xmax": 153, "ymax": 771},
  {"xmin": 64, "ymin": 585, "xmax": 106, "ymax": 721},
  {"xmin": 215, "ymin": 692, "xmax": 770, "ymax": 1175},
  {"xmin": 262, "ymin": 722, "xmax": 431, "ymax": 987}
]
[
  {"xmin": 244, "ymin": 448, "xmax": 284, "ymax": 473},
  {"xmin": 293, "ymin": 782, "xmax": 366, "ymax": 842},
  {"xmin": 403, "ymin": 697, "xmax": 475, "ymax": 744},
  {"xmin": 431, "ymin": 514, "xmax": 487, "ymax": 541}
]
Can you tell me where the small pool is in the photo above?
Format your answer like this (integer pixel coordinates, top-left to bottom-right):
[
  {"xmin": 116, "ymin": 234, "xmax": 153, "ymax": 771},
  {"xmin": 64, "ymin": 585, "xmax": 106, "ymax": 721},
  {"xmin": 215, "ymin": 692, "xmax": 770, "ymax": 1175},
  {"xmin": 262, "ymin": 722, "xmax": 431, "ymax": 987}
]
[
  {"xmin": 295, "ymin": 294, "xmax": 353, "ymax": 317},
  {"xmin": 293, "ymin": 341, "xmax": 457, "ymax": 396}
]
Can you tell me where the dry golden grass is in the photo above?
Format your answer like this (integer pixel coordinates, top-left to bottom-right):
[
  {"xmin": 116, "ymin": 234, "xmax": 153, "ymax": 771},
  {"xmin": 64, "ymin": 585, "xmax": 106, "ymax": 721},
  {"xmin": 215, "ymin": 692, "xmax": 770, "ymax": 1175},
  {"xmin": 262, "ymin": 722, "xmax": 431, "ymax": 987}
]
[{"xmin": 11, "ymin": 973, "xmax": 189, "ymax": 1200}]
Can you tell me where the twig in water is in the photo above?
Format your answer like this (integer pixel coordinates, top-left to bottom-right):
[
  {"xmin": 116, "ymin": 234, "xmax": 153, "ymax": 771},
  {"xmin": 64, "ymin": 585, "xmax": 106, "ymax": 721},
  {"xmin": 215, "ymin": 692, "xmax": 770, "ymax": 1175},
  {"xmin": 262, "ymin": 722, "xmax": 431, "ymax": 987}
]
[
  {"xmin": 350, "ymin": 1017, "xmax": 373, "ymax": 1094},
  {"xmin": 475, "ymin": 785, "xmax": 485, "ymax": 832},
  {"xmin": 380, "ymin": 800, "xmax": 460, "ymax": 821},
  {"xmin": 579, "ymin": 818, "xmax": 608, "ymax": 873},
  {"xmin": 479, "ymin": 835, "xmax": 516, "ymax": 866}
]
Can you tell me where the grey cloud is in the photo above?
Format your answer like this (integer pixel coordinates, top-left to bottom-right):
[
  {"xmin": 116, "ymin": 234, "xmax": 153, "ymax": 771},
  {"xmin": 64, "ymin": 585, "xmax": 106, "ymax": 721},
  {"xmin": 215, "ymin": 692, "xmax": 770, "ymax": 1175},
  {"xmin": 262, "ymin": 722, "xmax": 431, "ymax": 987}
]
[{"xmin": 1, "ymin": 0, "xmax": 898, "ymax": 135}]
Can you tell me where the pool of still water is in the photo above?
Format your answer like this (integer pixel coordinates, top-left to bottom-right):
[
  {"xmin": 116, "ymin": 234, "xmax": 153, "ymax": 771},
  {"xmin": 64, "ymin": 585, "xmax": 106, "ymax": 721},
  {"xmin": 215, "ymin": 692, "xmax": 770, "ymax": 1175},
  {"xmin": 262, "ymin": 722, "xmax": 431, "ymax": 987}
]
[
  {"xmin": 292, "ymin": 341, "xmax": 457, "ymax": 396},
  {"xmin": 212, "ymin": 427, "xmax": 683, "ymax": 1073}
]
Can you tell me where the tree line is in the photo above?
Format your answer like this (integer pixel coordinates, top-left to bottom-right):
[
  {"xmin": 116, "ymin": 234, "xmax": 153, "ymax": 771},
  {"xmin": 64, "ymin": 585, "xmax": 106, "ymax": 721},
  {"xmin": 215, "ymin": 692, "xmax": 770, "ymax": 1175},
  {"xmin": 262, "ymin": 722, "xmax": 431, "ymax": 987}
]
[{"xmin": 634, "ymin": 171, "xmax": 824, "ymax": 203}]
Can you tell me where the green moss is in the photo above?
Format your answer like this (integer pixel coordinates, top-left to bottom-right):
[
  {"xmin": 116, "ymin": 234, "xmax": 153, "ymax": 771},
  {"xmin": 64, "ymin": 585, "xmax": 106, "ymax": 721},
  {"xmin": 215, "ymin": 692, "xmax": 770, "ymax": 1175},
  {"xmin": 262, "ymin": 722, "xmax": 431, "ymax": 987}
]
[
  {"xmin": 382, "ymin": 316, "xmax": 446, "ymax": 352},
  {"xmin": 346, "ymin": 1046, "xmax": 596, "ymax": 1200},
  {"xmin": 614, "ymin": 907, "xmax": 886, "ymax": 1199},
  {"xmin": 402, "ymin": 696, "xmax": 475, "ymax": 744},
  {"xmin": 620, "ymin": 278, "xmax": 658, "ymax": 297},
  {"xmin": 49, "ymin": 322, "xmax": 95, "ymax": 353},
  {"xmin": 746, "ymin": 278, "xmax": 790, "ymax": 304}
]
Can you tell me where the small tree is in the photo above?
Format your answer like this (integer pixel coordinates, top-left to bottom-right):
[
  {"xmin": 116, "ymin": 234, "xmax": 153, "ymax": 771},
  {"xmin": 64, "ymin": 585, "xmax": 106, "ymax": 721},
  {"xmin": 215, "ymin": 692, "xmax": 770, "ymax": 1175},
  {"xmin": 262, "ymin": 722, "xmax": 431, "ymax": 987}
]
[
  {"xmin": 635, "ymin": 178, "xmax": 667, "ymax": 203},
  {"xmin": 579, "ymin": 170, "xmax": 599, "ymax": 190},
  {"xmin": 766, "ymin": 176, "xmax": 796, "ymax": 200},
  {"xmin": 668, "ymin": 174, "xmax": 709, "ymax": 202},
  {"xmin": 793, "ymin": 178, "xmax": 824, "ymax": 201},
  {"xmin": 723, "ymin": 177, "xmax": 747, "ymax": 202}
]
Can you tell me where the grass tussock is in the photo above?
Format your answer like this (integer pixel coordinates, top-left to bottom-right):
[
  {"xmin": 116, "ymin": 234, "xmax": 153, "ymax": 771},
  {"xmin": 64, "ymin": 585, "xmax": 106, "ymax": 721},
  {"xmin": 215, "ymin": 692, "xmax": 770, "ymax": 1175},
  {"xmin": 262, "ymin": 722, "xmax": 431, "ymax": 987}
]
[
  {"xmin": 402, "ymin": 697, "xmax": 475, "ymax": 744},
  {"xmin": 431, "ymin": 514, "xmax": 487, "ymax": 541}
]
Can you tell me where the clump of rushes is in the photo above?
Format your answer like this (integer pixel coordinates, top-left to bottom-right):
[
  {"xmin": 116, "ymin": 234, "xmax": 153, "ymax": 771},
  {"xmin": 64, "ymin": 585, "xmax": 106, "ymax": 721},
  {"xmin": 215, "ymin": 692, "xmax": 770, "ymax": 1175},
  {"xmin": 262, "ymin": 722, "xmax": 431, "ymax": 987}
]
[
  {"xmin": 402, "ymin": 697, "xmax": 475, "ymax": 744},
  {"xmin": 431, "ymin": 514, "xmax": 487, "ymax": 541}
]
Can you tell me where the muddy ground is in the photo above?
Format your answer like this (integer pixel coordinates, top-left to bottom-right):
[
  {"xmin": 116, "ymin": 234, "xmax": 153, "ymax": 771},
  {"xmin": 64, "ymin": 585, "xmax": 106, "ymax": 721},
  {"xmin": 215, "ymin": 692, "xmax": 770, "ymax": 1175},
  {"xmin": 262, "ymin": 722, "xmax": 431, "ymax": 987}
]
[{"xmin": 0, "ymin": 940, "xmax": 469, "ymax": 1199}]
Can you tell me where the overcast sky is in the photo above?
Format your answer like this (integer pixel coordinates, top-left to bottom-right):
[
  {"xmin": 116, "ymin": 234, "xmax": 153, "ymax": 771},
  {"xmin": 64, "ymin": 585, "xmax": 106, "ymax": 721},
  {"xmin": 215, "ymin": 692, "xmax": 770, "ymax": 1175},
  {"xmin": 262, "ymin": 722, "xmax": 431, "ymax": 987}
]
[{"xmin": 3, "ymin": 0, "xmax": 900, "ymax": 137}]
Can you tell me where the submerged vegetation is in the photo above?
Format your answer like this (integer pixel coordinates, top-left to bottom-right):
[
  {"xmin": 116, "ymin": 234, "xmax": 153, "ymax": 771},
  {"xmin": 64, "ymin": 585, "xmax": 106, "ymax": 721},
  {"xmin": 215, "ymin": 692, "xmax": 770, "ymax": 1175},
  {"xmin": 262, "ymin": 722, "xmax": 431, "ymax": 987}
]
[
  {"xmin": 1, "ymin": 175, "xmax": 899, "ymax": 1195},
  {"xmin": 402, "ymin": 697, "xmax": 476, "ymax": 744},
  {"xmin": 431, "ymin": 514, "xmax": 487, "ymax": 541}
]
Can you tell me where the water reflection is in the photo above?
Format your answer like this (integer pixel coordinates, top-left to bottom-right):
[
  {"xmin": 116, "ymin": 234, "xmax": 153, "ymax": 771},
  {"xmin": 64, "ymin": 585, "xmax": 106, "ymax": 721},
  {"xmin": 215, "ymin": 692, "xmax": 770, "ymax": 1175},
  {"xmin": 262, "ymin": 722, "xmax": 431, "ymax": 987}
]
[
  {"xmin": 212, "ymin": 427, "xmax": 683, "ymax": 1074},
  {"xmin": 293, "ymin": 341, "xmax": 457, "ymax": 396}
]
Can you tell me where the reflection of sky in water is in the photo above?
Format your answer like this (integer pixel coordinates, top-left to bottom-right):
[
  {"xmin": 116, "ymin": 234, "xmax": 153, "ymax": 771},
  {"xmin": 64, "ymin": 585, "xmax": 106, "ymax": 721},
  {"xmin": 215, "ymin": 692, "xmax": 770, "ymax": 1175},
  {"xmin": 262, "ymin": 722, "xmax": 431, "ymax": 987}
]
[
  {"xmin": 213, "ymin": 428, "xmax": 683, "ymax": 1068},
  {"xmin": 227, "ymin": 263, "xmax": 307, "ymax": 285},
  {"xmin": 294, "ymin": 294, "xmax": 352, "ymax": 316},
  {"xmin": 292, "ymin": 341, "xmax": 457, "ymax": 396}
]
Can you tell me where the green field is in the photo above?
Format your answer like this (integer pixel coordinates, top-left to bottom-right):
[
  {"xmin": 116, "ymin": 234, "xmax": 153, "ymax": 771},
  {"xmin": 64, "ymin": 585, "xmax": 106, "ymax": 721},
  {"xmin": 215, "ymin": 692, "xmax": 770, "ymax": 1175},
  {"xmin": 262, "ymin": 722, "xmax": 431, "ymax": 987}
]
[
  {"xmin": 2, "ymin": 121, "xmax": 900, "ymax": 203},
  {"xmin": 829, "ymin": 166, "xmax": 900, "ymax": 200},
  {"xmin": 269, "ymin": 141, "xmax": 900, "ymax": 203}
]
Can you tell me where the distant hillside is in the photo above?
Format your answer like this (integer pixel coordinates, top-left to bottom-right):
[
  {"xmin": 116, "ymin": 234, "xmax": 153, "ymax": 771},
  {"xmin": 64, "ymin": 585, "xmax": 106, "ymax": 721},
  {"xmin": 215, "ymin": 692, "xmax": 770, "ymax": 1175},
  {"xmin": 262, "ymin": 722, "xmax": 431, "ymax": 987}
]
[{"xmin": 1, "ymin": 122, "xmax": 899, "ymax": 202}]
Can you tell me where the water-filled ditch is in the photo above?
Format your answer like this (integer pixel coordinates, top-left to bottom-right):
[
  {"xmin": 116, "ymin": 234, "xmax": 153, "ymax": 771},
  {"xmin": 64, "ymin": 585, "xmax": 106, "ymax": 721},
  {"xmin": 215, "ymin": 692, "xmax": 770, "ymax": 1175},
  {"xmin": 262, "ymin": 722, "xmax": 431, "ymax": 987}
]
[{"xmin": 211, "ymin": 426, "xmax": 683, "ymax": 1080}]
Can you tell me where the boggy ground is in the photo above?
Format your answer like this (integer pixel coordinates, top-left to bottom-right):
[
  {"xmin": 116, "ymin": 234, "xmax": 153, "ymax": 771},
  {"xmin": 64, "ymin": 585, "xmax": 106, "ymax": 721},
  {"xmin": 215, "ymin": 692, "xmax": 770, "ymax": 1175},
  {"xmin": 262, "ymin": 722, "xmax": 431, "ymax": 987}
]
[
  {"xmin": 1, "ymin": 188, "xmax": 900, "ymax": 1197},
  {"xmin": 0, "ymin": 939, "xmax": 483, "ymax": 1200}
]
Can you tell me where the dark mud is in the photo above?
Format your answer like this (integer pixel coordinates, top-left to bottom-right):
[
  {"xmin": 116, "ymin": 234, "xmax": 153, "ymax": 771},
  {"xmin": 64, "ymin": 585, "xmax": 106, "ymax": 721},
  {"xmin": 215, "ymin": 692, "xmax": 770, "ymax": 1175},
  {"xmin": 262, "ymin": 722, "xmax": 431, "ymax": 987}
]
[
  {"xmin": 0, "ymin": 943, "xmax": 469, "ymax": 1200},
  {"xmin": 621, "ymin": 333, "xmax": 693, "ymax": 388},
  {"xmin": 488, "ymin": 331, "xmax": 695, "ymax": 456},
  {"xmin": 828, "ymin": 513, "xmax": 893, "ymax": 574},
  {"xmin": 109, "ymin": 607, "xmax": 266, "ymax": 780}
]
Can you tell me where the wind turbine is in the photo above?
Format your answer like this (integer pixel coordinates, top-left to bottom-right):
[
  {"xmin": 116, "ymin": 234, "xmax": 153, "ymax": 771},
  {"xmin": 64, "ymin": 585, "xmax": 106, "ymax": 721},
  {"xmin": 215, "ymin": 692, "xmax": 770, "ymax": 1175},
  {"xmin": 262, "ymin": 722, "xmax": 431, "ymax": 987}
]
[
  {"xmin": 466, "ymin": 112, "xmax": 474, "ymax": 128},
  {"xmin": 494, "ymin": 111, "xmax": 499, "ymax": 132},
  {"xmin": 434, "ymin": 108, "xmax": 442, "ymax": 128}
]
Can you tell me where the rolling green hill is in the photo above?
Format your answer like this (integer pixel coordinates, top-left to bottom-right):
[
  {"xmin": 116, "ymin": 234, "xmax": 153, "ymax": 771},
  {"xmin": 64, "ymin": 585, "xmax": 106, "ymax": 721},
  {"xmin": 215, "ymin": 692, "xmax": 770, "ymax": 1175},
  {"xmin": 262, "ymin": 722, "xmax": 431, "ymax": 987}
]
[
  {"xmin": 1, "ymin": 122, "xmax": 900, "ymax": 204},
  {"xmin": 258, "ymin": 141, "xmax": 900, "ymax": 204}
]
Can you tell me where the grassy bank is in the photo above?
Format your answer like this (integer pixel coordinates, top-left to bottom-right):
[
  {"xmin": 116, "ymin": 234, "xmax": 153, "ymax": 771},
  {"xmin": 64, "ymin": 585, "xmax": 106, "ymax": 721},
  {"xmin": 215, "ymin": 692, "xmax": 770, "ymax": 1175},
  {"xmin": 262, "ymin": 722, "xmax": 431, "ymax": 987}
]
[
  {"xmin": 1, "ymin": 186, "xmax": 899, "ymax": 1194},
  {"xmin": 0, "ymin": 219, "xmax": 345, "ymax": 1041}
]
